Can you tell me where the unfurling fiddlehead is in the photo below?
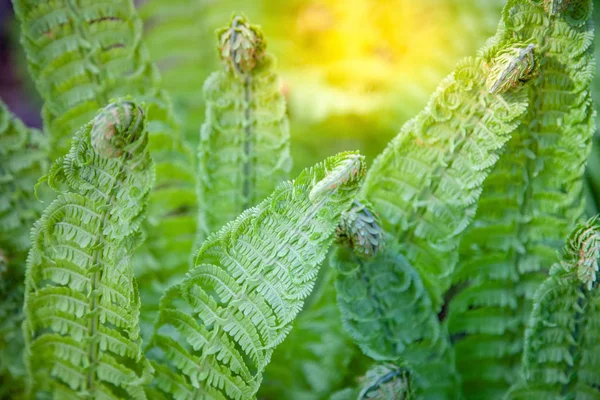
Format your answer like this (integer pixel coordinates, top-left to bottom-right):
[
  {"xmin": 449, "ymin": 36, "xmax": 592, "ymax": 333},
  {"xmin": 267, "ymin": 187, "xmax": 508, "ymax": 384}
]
[
  {"xmin": 147, "ymin": 152, "xmax": 365, "ymax": 399},
  {"xmin": 23, "ymin": 101, "xmax": 154, "ymax": 399},
  {"xmin": 448, "ymin": 2, "xmax": 595, "ymax": 397},
  {"xmin": 506, "ymin": 216, "xmax": 600, "ymax": 399},
  {"xmin": 197, "ymin": 16, "xmax": 292, "ymax": 244},
  {"xmin": 0, "ymin": 100, "xmax": 48, "ymax": 397}
]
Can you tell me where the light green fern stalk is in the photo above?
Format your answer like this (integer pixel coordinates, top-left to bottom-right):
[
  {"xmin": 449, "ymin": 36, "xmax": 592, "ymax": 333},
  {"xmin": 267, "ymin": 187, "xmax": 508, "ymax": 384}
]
[
  {"xmin": 448, "ymin": 2, "xmax": 596, "ymax": 398},
  {"xmin": 23, "ymin": 101, "xmax": 154, "ymax": 399},
  {"xmin": 197, "ymin": 15, "xmax": 292, "ymax": 243},
  {"xmin": 0, "ymin": 100, "xmax": 48, "ymax": 397},
  {"xmin": 506, "ymin": 216, "xmax": 600, "ymax": 399},
  {"xmin": 146, "ymin": 152, "xmax": 365, "ymax": 399}
]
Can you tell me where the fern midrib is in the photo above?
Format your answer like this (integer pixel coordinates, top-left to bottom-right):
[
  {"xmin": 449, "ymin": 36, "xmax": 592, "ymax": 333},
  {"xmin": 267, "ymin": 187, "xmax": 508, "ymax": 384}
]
[
  {"xmin": 86, "ymin": 156, "xmax": 128, "ymax": 395},
  {"xmin": 242, "ymin": 74, "xmax": 253, "ymax": 211}
]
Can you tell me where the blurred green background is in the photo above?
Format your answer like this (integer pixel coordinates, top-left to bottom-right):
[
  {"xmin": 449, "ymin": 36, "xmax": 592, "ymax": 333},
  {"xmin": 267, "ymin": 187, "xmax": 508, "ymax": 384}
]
[{"xmin": 0, "ymin": 0, "xmax": 509, "ymax": 171}]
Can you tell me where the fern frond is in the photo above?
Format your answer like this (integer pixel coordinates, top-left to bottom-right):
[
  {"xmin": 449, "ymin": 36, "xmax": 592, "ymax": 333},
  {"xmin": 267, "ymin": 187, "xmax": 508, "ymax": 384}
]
[
  {"xmin": 197, "ymin": 15, "xmax": 292, "ymax": 243},
  {"xmin": 147, "ymin": 152, "xmax": 365, "ymax": 399},
  {"xmin": 448, "ymin": 2, "xmax": 596, "ymax": 397},
  {"xmin": 12, "ymin": 0, "xmax": 198, "ymax": 337},
  {"xmin": 506, "ymin": 216, "xmax": 600, "ymax": 399},
  {"xmin": 0, "ymin": 99, "xmax": 48, "ymax": 396},
  {"xmin": 360, "ymin": 39, "xmax": 531, "ymax": 309},
  {"xmin": 140, "ymin": 0, "xmax": 218, "ymax": 146},
  {"xmin": 23, "ymin": 101, "xmax": 154, "ymax": 399}
]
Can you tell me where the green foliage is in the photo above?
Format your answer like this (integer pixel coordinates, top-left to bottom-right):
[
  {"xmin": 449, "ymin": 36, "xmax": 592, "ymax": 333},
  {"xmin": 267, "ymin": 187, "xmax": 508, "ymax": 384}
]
[
  {"xmin": 12, "ymin": 0, "xmax": 198, "ymax": 337},
  {"xmin": 146, "ymin": 152, "xmax": 365, "ymax": 399},
  {"xmin": 448, "ymin": 1, "xmax": 596, "ymax": 398},
  {"xmin": 259, "ymin": 268, "xmax": 361, "ymax": 400},
  {"xmin": 359, "ymin": 41, "xmax": 531, "ymax": 310},
  {"xmin": 506, "ymin": 216, "xmax": 600, "ymax": 399},
  {"xmin": 0, "ymin": 100, "xmax": 48, "ymax": 397},
  {"xmin": 197, "ymin": 16, "xmax": 292, "ymax": 243},
  {"xmin": 23, "ymin": 101, "xmax": 154, "ymax": 399}
]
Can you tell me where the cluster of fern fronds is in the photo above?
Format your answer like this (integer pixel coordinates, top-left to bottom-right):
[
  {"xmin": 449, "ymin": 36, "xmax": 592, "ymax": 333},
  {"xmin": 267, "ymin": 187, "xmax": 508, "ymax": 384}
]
[{"xmin": 0, "ymin": 0, "xmax": 599, "ymax": 399}]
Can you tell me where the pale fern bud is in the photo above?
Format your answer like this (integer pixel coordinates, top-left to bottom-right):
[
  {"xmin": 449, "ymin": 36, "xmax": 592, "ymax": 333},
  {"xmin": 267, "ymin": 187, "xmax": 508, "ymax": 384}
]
[
  {"xmin": 218, "ymin": 16, "xmax": 265, "ymax": 75},
  {"xmin": 90, "ymin": 101, "xmax": 145, "ymax": 158}
]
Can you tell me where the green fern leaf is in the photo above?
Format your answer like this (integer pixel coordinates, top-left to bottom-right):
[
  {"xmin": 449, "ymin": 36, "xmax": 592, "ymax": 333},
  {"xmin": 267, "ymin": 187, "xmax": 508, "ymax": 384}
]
[
  {"xmin": 23, "ymin": 101, "xmax": 154, "ymax": 398},
  {"xmin": 12, "ymin": 0, "xmax": 198, "ymax": 338},
  {"xmin": 0, "ymin": 99, "xmax": 48, "ymax": 397},
  {"xmin": 360, "ymin": 39, "xmax": 531, "ymax": 310},
  {"xmin": 146, "ymin": 152, "xmax": 365, "ymax": 399},
  {"xmin": 447, "ymin": 2, "xmax": 596, "ymax": 397},
  {"xmin": 506, "ymin": 216, "xmax": 600, "ymax": 399},
  {"xmin": 197, "ymin": 15, "xmax": 292, "ymax": 243}
]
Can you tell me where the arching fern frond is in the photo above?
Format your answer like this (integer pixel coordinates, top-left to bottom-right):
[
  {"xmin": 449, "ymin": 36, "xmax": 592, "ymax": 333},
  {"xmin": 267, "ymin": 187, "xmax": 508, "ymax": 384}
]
[
  {"xmin": 359, "ymin": 39, "xmax": 531, "ymax": 310},
  {"xmin": 506, "ymin": 216, "xmax": 600, "ymax": 399},
  {"xmin": 448, "ymin": 2, "xmax": 596, "ymax": 397},
  {"xmin": 12, "ymin": 0, "xmax": 198, "ymax": 338},
  {"xmin": 23, "ymin": 101, "xmax": 154, "ymax": 399},
  {"xmin": 147, "ymin": 152, "xmax": 365, "ymax": 399},
  {"xmin": 0, "ymin": 99, "xmax": 48, "ymax": 396},
  {"xmin": 197, "ymin": 15, "xmax": 292, "ymax": 244}
]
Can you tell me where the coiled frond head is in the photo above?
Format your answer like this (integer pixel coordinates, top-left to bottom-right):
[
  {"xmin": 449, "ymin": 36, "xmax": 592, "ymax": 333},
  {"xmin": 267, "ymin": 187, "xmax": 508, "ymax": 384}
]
[
  {"xmin": 560, "ymin": 216, "xmax": 600, "ymax": 290},
  {"xmin": 90, "ymin": 101, "xmax": 145, "ymax": 158},
  {"xmin": 336, "ymin": 200, "xmax": 383, "ymax": 259},
  {"xmin": 218, "ymin": 16, "xmax": 266, "ymax": 75},
  {"xmin": 309, "ymin": 152, "xmax": 365, "ymax": 203},
  {"xmin": 485, "ymin": 41, "xmax": 537, "ymax": 95},
  {"xmin": 358, "ymin": 364, "xmax": 412, "ymax": 399}
]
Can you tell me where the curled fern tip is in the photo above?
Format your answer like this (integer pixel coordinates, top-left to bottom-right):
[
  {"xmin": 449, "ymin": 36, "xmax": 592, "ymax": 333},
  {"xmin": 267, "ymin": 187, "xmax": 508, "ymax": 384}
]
[
  {"xmin": 218, "ymin": 16, "xmax": 266, "ymax": 75},
  {"xmin": 91, "ymin": 101, "xmax": 145, "ymax": 159}
]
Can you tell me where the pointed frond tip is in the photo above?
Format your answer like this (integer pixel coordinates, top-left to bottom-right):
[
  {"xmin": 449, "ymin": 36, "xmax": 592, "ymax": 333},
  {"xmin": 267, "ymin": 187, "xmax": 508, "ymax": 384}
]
[
  {"xmin": 218, "ymin": 16, "xmax": 266, "ymax": 75},
  {"xmin": 485, "ymin": 40, "xmax": 537, "ymax": 95}
]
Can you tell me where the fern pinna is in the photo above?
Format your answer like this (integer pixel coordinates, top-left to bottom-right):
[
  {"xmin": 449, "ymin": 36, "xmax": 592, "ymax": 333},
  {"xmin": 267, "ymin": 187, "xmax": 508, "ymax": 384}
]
[
  {"xmin": 197, "ymin": 16, "xmax": 292, "ymax": 244},
  {"xmin": 506, "ymin": 216, "xmax": 600, "ymax": 399},
  {"xmin": 23, "ymin": 101, "xmax": 154, "ymax": 399},
  {"xmin": 12, "ymin": 0, "xmax": 197, "ymax": 328},
  {"xmin": 146, "ymin": 152, "xmax": 365, "ymax": 399},
  {"xmin": 0, "ymin": 100, "xmax": 48, "ymax": 397},
  {"xmin": 447, "ymin": 2, "xmax": 596, "ymax": 398}
]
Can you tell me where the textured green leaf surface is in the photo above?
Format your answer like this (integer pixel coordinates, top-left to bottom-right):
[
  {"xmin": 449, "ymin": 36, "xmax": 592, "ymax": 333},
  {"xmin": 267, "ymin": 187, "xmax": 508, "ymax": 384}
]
[
  {"xmin": 506, "ymin": 216, "xmax": 600, "ymax": 399},
  {"xmin": 12, "ymin": 0, "xmax": 198, "ymax": 337},
  {"xmin": 360, "ymin": 41, "xmax": 530, "ymax": 310},
  {"xmin": 196, "ymin": 16, "xmax": 292, "ymax": 244},
  {"xmin": 147, "ymin": 152, "xmax": 365, "ymax": 399},
  {"xmin": 0, "ymin": 100, "xmax": 48, "ymax": 398},
  {"xmin": 448, "ymin": 2, "xmax": 596, "ymax": 398},
  {"xmin": 23, "ymin": 102, "xmax": 154, "ymax": 399}
]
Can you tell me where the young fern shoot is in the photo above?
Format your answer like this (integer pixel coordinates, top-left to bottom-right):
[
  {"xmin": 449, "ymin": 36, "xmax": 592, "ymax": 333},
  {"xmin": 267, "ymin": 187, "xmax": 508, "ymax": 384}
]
[
  {"xmin": 0, "ymin": 100, "xmax": 48, "ymax": 395},
  {"xmin": 448, "ymin": 2, "xmax": 596, "ymax": 397},
  {"xmin": 23, "ymin": 101, "xmax": 154, "ymax": 399},
  {"xmin": 359, "ymin": 38, "xmax": 531, "ymax": 310},
  {"xmin": 146, "ymin": 152, "xmax": 365, "ymax": 400},
  {"xmin": 506, "ymin": 216, "xmax": 600, "ymax": 399},
  {"xmin": 197, "ymin": 16, "xmax": 292, "ymax": 244}
]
